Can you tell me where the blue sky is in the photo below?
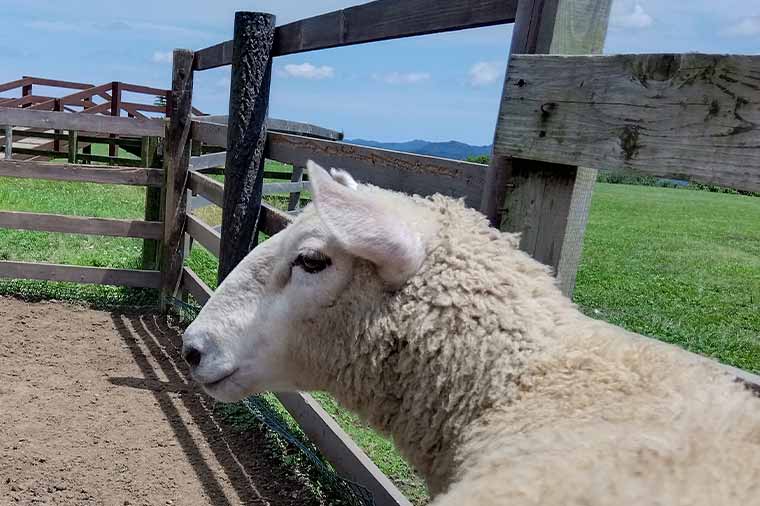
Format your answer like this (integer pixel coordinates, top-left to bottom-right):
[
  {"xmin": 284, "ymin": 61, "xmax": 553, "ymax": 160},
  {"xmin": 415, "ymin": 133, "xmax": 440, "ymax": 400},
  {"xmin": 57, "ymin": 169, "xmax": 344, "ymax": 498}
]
[{"xmin": 1, "ymin": 1, "xmax": 758, "ymax": 145}]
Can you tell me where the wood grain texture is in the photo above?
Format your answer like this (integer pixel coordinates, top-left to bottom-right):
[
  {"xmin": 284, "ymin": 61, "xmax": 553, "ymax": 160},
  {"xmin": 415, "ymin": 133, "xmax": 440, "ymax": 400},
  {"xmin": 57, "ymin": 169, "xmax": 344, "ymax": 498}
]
[
  {"xmin": 483, "ymin": 0, "xmax": 612, "ymax": 297},
  {"xmin": 495, "ymin": 53, "xmax": 760, "ymax": 193},
  {"xmin": 190, "ymin": 120, "xmax": 228, "ymax": 148},
  {"xmin": 0, "ymin": 261, "xmax": 161, "ymax": 288},
  {"xmin": 218, "ymin": 12, "xmax": 276, "ymax": 283},
  {"xmin": 186, "ymin": 215, "xmax": 221, "ymax": 257},
  {"xmin": 0, "ymin": 108, "xmax": 164, "ymax": 137},
  {"xmin": 160, "ymin": 49, "xmax": 195, "ymax": 310},
  {"xmin": 188, "ymin": 170, "xmax": 224, "ymax": 207},
  {"xmin": 4, "ymin": 125, "xmax": 11, "ymax": 160},
  {"xmin": 180, "ymin": 266, "xmax": 212, "ymax": 306},
  {"xmin": 267, "ymin": 132, "xmax": 487, "ymax": 208},
  {"xmin": 193, "ymin": 0, "xmax": 517, "ymax": 70},
  {"xmin": 0, "ymin": 160, "xmax": 164, "ymax": 186},
  {"xmin": 0, "ymin": 211, "xmax": 163, "ymax": 239}
]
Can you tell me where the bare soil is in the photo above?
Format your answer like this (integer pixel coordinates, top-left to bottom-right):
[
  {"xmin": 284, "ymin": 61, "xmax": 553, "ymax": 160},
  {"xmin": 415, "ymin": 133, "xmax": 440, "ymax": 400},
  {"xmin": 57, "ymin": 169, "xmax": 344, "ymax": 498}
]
[{"xmin": 0, "ymin": 297, "xmax": 318, "ymax": 506}]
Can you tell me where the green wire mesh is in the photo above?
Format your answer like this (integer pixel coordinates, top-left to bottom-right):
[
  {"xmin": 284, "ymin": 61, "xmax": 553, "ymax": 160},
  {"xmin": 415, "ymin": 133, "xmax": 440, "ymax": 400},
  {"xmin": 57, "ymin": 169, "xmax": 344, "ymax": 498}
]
[{"xmin": 170, "ymin": 297, "xmax": 375, "ymax": 506}]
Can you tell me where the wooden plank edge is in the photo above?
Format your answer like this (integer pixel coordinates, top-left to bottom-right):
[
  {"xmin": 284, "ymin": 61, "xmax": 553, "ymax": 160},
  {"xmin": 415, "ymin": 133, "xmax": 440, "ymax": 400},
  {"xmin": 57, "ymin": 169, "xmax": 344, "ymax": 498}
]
[
  {"xmin": 188, "ymin": 171, "xmax": 224, "ymax": 207},
  {"xmin": 181, "ymin": 266, "xmax": 213, "ymax": 305},
  {"xmin": 0, "ymin": 261, "xmax": 161, "ymax": 288},
  {"xmin": 0, "ymin": 108, "xmax": 165, "ymax": 137},
  {"xmin": 259, "ymin": 202, "xmax": 294, "ymax": 236},
  {"xmin": 186, "ymin": 215, "xmax": 221, "ymax": 257},
  {"xmin": 0, "ymin": 211, "xmax": 163, "ymax": 239},
  {"xmin": 275, "ymin": 392, "xmax": 413, "ymax": 506},
  {"xmin": 0, "ymin": 160, "xmax": 164, "ymax": 187}
]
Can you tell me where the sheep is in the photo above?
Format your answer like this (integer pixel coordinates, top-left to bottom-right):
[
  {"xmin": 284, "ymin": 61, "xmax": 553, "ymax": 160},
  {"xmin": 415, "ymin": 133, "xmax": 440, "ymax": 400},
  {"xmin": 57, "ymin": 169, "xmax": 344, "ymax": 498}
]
[{"xmin": 182, "ymin": 160, "xmax": 760, "ymax": 505}]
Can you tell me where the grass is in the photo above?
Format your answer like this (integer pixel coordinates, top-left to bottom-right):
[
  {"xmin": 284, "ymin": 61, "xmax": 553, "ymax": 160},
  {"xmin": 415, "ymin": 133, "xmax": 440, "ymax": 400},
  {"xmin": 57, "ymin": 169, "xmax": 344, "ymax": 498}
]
[
  {"xmin": 574, "ymin": 183, "xmax": 760, "ymax": 373},
  {"xmin": 2, "ymin": 163, "xmax": 759, "ymax": 504}
]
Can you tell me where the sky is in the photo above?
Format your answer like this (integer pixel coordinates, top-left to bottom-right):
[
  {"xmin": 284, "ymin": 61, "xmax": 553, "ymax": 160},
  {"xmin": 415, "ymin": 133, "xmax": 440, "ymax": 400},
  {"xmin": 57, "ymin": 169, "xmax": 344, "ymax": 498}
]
[{"xmin": 1, "ymin": 1, "xmax": 758, "ymax": 145}]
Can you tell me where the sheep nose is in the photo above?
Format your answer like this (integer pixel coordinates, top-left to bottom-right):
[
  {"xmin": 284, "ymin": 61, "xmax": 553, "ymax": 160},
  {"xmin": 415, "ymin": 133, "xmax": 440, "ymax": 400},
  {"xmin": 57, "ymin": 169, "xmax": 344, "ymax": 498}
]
[{"xmin": 183, "ymin": 345, "xmax": 203, "ymax": 368}]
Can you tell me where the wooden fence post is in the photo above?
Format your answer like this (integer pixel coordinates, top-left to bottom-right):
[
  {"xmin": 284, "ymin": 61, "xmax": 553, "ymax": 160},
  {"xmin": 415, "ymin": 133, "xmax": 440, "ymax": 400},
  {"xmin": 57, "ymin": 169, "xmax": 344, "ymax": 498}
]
[
  {"xmin": 67, "ymin": 130, "xmax": 78, "ymax": 163},
  {"xmin": 3, "ymin": 126, "xmax": 11, "ymax": 160},
  {"xmin": 218, "ymin": 11, "xmax": 276, "ymax": 283},
  {"xmin": 159, "ymin": 50, "xmax": 194, "ymax": 312},
  {"xmin": 288, "ymin": 165, "xmax": 305, "ymax": 211},
  {"xmin": 482, "ymin": 0, "xmax": 612, "ymax": 297},
  {"xmin": 141, "ymin": 136, "xmax": 162, "ymax": 269},
  {"xmin": 109, "ymin": 81, "xmax": 122, "ymax": 158}
]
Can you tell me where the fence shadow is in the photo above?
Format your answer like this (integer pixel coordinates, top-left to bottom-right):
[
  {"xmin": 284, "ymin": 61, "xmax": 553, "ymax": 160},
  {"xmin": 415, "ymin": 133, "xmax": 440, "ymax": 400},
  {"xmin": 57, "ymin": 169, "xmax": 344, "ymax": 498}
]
[{"xmin": 108, "ymin": 311, "xmax": 316, "ymax": 506}]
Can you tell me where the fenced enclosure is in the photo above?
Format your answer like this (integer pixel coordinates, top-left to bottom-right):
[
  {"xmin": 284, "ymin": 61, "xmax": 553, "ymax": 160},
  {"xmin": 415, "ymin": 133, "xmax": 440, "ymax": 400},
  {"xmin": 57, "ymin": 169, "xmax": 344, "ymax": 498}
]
[{"xmin": 1, "ymin": 0, "xmax": 759, "ymax": 504}]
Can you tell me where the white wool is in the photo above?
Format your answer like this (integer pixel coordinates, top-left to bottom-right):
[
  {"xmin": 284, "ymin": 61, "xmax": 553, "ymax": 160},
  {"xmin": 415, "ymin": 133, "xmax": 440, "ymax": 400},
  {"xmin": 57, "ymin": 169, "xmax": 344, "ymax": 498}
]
[{"xmin": 184, "ymin": 162, "xmax": 760, "ymax": 505}]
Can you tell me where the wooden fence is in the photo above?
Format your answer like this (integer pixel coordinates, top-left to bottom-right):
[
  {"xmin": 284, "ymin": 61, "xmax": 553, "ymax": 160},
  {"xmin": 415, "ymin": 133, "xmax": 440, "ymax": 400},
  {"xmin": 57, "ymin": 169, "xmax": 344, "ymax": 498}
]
[{"xmin": 2, "ymin": 1, "xmax": 759, "ymax": 505}]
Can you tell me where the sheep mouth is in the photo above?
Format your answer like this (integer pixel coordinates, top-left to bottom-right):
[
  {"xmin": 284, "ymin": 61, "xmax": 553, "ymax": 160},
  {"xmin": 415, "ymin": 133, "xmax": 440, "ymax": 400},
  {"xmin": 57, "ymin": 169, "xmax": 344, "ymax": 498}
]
[{"xmin": 201, "ymin": 369, "xmax": 239, "ymax": 390}]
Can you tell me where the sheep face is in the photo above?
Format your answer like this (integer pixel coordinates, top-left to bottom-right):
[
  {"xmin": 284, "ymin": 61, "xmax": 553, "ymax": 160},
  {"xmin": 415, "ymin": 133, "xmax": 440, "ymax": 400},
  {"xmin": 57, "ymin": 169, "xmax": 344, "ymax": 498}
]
[{"xmin": 182, "ymin": 160, "xmax": 430, "ymax": 402}]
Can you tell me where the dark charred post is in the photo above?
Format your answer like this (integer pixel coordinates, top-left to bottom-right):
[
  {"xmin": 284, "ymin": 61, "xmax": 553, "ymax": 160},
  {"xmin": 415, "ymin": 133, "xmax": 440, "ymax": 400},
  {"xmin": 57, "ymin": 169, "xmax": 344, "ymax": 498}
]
[
  {"xmin": 159, "ymin": 50, "xmax": 194, "ymax": 312},
  {"xmin": 218, "ymin": 11, "xmax": 276, "ymax": 284},
  {"xmin": 53, "ymin": 99, "xmax": 62, "ymax": 152},
  {"xmin": 109, "ymin": 81, "xmax": 122, "ymax": 158}
]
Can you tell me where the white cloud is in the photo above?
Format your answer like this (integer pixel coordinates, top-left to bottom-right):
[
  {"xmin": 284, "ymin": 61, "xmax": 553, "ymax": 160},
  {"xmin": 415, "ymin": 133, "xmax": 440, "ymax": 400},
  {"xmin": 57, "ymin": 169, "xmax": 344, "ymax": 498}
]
[
  {"xmin": 373, "ymin": 72, "xmax": 431, "ymax": 85},
  {"xmin": 152, "ymin": 51, "xmax": 173, "ymax": 64},
  {"xmin": 280, "ymin": 63, "xmax": 335, "ymax": 80},
  {"xmin": 611, "ymin": 3, "xmax": 653, "ymax": 29},
  {"xmin": 468, "ymin": 61, "xmax": 503, "ymax": 87},
  {"xmin": 722, "ymin": 16, "xmax": 760, "ymax": 37}
]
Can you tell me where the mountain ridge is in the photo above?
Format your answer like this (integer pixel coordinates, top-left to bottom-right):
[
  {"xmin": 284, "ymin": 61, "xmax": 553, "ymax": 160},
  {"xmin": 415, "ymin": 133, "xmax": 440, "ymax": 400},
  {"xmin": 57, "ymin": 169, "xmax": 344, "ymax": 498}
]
[{"xmin": 346, "ymin": 138, "xmax": 491, "ymax": 161}]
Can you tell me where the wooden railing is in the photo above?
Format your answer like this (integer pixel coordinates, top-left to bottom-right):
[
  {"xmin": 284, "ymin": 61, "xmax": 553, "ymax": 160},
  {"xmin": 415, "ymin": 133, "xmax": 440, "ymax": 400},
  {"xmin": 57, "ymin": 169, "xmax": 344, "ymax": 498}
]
[{"xmin": 0, "ymin": 109, "xmax": 166, "ymax": 289}]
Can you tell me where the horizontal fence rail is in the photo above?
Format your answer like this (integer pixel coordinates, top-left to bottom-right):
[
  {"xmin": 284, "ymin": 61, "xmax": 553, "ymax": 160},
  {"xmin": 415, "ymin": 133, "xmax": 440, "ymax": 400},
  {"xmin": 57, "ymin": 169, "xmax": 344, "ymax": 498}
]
[
  {"xmin": 0, "ymin": 261, "xmax": 161, "ymax": 288},
  {"xmin": 186, "ymin": 215, "xmax": 221, "ymax": 257},
  {"xmin": 495, "ymin": 53, "xmax": 760, "ymax": 193},
  {"xmin": 193, "ymin": 115, "xmax": 344, "ymax": 141},
  {"xmin": 188, "ymin": 171, "xmax": 224, "ymax": 207},
  {"xmin": 190, "ymin": 120, "xmax": 487, "ymax": 208},
  {"xmin": 0, "ymin": 108, "xmax": 165, "ymax": 137},
  {"xmin": 0, "ymin": 160, "xmax": 164, "ymax": 187},
  {"xmin": 194, "ymin": 0, "xmax": 518, "ymax": 70},
  {"xmin": 267, "ymin": 132, "xmax": 487, "ymax": 208},
  {"xmin": 0, "ymin": 211, "xmax": 163, "ymax": 239}
]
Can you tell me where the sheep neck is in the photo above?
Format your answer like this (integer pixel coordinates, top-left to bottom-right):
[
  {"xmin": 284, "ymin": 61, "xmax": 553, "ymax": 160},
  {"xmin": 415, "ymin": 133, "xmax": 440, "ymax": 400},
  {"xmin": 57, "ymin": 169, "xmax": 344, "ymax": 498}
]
[{"xmin": 296, "ymin": 197, "xmax": 579, "ymax": 495}]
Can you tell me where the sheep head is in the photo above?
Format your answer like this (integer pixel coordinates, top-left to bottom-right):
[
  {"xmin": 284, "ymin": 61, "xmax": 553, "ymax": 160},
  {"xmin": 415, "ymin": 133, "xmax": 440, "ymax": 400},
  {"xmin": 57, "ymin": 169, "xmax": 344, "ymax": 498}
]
[{"xmin": 182, "ymin": 160, "xmax": 430, "ymax": 402}]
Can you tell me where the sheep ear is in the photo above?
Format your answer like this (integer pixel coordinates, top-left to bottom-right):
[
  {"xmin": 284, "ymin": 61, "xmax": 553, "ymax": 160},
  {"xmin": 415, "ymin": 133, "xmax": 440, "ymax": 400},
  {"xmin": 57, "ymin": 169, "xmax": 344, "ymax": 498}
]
[{"xmin": 307, "ymin": 160, "xmax": 424, "ymax": 288}]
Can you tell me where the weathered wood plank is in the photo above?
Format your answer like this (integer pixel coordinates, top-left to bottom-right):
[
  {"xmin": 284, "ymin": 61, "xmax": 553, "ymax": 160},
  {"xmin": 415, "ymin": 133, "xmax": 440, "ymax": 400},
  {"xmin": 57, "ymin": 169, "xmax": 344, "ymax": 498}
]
[
  {"xmin": 275, "ymin": 392, "xmax": 413, "ymax": 506},
  {"xmin": 187, "ymin": 171, "xmax": 223, "ymax": 207},
  {"xmin": 190, "ymin": 120, "xmax": 228, "ymax": 147},
  {"xmin": 193, "ymin": 0, "xmax": 518, "ymax": 70},
  {"xmin": 0, "ymin": 108, "xmax": 164, "ymax": 137},
  {"xmin": 186, "ymin": 215, "xmax": 221, "ymax": 257},
  {"xmin": 495, "ymin": 53, "xmax": 760, "ymax": 193},
  {"xmin": 159, "ymin": 49, "xmax": 195, "ymax": 311},
  {"xmin": 267, "ymin": 132, "xmax": 487, "ymax": 208},
  {"xmin": 263, "ymin": 181, "xmax": 311, "ymax": 194},
  {"xmin": 0, "ymin": 211, "xmax": 163, "ymax": 239},
  {"xmin": 189, "ymin": 151, "xmax": 226, "ymax": 171},
  {"xmin": 288, "ymin": 165, "xmax": 305, "ymax": 211},
  {"xmin": 180, "ymin": 266, "xmax": 212, "ymax": 306},
  {"xmin": 218, "ymin": 12, "xmax": 276, "ymax": 283},
  {"xmin": 193, "ymin": 115, "xmax": 343, "ymax": 141},
  {"xmin": 0, "ymin": 261, "xmax": 161, "ymax": 288},
  {"xmin": 259, "ymin": 202, "xmax": 293, "ymax": 236},
  {"xmin": 0, "ymin": 160, "xmax": 164, "ymax": 186},
  {"xmin": 142, "ymin": 137, "xmax": 163, "ymax": 270},
  {"xmin": 188, "ymin": 170, "xmax": 224, "ymax": 207},
  {"xmin": 482, "ymin": 0, "xmax": 612, "ymax": 298},
  {"xmin": 119, "ymin": 83, "xmax": 169, "ymax": 97}
]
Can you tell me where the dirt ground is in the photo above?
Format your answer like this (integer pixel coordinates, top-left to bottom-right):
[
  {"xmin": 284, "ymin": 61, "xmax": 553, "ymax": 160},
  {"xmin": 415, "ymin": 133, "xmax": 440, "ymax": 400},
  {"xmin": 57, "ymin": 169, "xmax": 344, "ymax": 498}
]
[{"xmin": 0, "ymin": 297, "xmax": 318, "ymax": 506}]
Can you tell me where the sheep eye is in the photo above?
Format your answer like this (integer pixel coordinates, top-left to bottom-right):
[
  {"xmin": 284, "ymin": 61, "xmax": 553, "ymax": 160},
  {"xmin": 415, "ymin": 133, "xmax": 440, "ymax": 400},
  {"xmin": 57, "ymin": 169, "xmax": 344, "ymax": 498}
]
[{"xmin": 294, "ymin": 251, "xmax": 331, "ymax": 274}]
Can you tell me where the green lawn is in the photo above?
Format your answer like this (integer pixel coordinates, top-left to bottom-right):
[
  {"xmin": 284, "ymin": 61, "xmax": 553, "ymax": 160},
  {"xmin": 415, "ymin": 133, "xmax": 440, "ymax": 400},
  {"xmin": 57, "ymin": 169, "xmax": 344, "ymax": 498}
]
[
  {"xmin": 574, "ymin": 184, "xmax": 760, "ymax": 374},
  {"xmin": 1, "ymin": 171, "xmax": 758, "ymax": 505}
]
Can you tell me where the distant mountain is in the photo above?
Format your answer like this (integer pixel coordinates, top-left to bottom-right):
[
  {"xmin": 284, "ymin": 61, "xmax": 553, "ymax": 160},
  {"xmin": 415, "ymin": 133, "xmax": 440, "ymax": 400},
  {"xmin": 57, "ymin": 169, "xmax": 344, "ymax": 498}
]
[{"xmin": 346, "ymin": 139, "xmax": 491, "ymax": 161}]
